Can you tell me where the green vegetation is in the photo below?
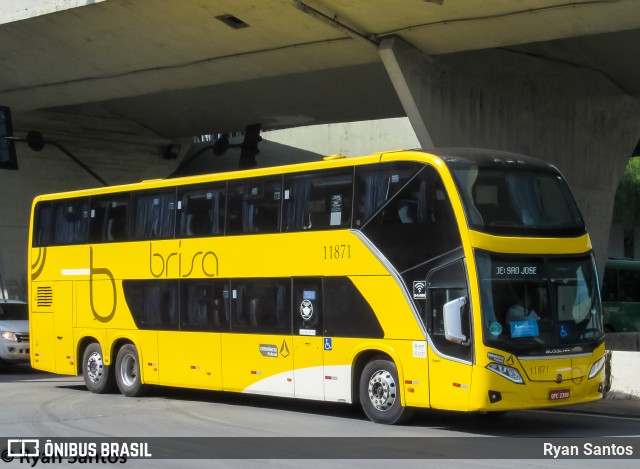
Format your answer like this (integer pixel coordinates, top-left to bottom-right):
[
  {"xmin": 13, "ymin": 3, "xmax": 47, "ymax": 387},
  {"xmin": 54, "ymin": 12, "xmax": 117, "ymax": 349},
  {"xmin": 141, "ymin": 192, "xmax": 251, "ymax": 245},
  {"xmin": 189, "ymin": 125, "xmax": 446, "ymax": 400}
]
[{"xmin": 613, "ymin": 157, "xmax": 640, "ymax": 257}]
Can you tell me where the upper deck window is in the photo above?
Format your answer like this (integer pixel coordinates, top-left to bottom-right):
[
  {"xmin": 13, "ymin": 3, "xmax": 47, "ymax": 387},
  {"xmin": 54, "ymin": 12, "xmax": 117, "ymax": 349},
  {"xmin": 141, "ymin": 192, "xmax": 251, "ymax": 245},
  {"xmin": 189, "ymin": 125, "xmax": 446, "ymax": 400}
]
[
  {"xmin": 227, "ymin": 177, "xmax": 282, "ymax": 235},
  {"xmin": 283, "ymin": 169, "xmax": 353, "ymax": 232},
  {"xmin": 449, "ymin": 164, "xmax": 585, "ymax": 237},
  {"xmin": 55, "ymin": 199, "xmax": 90, "ymax": 245},
  {"xmin": 132, "ymin": 190, "xmax": 176, "ymax": 240}
]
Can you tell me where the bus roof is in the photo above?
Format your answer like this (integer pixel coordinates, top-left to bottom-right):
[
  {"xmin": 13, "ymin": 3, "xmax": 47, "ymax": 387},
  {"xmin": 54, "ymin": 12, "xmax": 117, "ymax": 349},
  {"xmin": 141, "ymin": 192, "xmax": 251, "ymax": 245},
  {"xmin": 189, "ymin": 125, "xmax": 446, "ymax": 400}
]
[{"xmin": 31, "ymin": 147, "xmax": 555, "ymax": 202}]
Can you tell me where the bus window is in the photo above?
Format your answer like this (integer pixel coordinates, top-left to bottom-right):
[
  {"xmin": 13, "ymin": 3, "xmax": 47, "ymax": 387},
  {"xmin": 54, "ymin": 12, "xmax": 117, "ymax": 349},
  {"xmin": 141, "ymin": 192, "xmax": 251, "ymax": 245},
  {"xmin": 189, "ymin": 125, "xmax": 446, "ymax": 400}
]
[
  {"xmin": 230, "ymin": 279, "xmax": 291, "ymax": 335},
  {"xmin": 602, "ymin": 261, "xmax": 640, "ymax": 332},
  {"xmin": 293, "ymin": 278, "xmax": 322, "ymax": 336},
  {"xmin": 89, "ymin": 195, "xmax": 130, "ymax": 243},
  {"xmin": 181, "ymin": 280, "xmax": 230, "ymax": 331},
  {"xmin": 353, "ymin": 162, "xmax": 421, "ymax": 228},
  {"xmin": 477, "ymin": 252, "xmax": 603, "ymax": 353},
  {"xmin": 602, "ymin": 267, "xmax": 618, "ymax": 302},
  {"xmin": 32, "ymin": 202, "xmax": 53, "ymax": 247},
  {"xmin": 132, "ymin": 190, "xmax": 176, "ymax": 240},
  {"xmin": 227, "ymin": 177, "xmax": 282, "ymax": 235},
  {"xmin": 363, "ymin": 165, "xmax": 461, "ymax": 272},
  {"xmin": 283, "ymin": 169, "xmax": 353, "ymax": 231},
  {"xmin": 426, "ymin": 260, "xmax": 472, "ymax": 361},
  {"xmin": 52, "ymin": 198, "xmax": 89, "ymax": 245},
  {"xmin": 177, "ymin": 184, "xmax": 226, "ymax": 237},
  {"xmin": 449, "ymin": 164, "xmax": 585, "ymax": 237},
  {"xmin": 123, "ymin": 280, "xmax": 179, "ymax": 330}
]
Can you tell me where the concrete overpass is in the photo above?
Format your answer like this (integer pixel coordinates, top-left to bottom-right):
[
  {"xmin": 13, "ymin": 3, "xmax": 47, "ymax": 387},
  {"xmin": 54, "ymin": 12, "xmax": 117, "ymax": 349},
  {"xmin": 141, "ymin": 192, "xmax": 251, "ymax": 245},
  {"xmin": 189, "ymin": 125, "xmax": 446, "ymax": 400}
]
[{"xmin": 1, "ymin": 0, "xmax": 640, "ymax": 298}]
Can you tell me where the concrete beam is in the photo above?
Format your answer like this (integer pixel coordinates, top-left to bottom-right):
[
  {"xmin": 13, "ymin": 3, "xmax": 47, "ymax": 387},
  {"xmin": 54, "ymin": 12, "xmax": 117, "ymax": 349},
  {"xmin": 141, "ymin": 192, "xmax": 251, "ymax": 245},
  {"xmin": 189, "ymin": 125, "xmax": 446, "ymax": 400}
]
[{"xmin": 379, "ymin": 37, "xmax": 434, "ymax": 148}]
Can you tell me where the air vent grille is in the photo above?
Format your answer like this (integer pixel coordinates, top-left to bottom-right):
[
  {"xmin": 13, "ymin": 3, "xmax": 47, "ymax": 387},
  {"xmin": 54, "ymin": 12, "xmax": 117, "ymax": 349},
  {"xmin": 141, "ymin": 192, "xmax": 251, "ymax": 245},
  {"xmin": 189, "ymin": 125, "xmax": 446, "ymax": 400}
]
[{"xmin": 36, "ymin": 286, "xmax": 53, "ymax": 307}]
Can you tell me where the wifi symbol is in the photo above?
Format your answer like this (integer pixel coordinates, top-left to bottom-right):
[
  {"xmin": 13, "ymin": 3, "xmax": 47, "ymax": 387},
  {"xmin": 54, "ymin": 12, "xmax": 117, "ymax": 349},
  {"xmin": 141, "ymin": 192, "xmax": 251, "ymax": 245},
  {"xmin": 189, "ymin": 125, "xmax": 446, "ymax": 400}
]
[{"xmin": 414, "ymin": 281, "xmax": 426, "ymax": 297}]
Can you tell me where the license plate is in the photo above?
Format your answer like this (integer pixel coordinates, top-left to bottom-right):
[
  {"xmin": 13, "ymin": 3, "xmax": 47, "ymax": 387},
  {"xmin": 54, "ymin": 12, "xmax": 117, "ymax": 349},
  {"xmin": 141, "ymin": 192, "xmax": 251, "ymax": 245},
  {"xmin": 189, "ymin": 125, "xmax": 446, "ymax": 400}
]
[{"xmin": 549, "ymin": 389, "xmax": 570, "ymax": 400}]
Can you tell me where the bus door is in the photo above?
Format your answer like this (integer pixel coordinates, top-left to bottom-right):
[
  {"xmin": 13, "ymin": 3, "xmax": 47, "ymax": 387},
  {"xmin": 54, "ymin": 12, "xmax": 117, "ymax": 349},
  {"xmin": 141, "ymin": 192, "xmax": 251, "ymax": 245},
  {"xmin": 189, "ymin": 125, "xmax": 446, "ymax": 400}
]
[
  {"xmin": 52, "ymin": 281, "xmax": 76, "ymax": 374},
  {"xmin": 425, "ymin": 260, "xmax": 473, "ymax": 410},
  {"xmin": 221, "ymin": 278, "xmax": 294, "ymax": 397},
  {"xmin": 292, "ymin": 278, "xmax": 324, "ymax": 400}
]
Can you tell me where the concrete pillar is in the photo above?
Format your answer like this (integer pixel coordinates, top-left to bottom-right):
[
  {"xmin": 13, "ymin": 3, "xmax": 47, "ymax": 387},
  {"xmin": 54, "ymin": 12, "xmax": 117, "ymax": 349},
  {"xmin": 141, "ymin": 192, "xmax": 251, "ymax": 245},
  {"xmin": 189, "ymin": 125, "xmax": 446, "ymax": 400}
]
[
  {"xmin": 379, "ymin": 37, "xmax": 434, "ymax": 148},
  {"xmin": 378, "ymin": 36, "xmax": 640, "ymax": 276}
]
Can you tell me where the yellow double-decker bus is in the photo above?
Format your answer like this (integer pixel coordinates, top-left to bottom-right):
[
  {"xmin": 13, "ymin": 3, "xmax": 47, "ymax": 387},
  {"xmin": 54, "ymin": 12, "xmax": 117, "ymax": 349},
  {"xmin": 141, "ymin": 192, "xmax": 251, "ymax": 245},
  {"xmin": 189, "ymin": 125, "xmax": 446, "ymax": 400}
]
[{"xmin": 28, "ymin": 148, "xmax": 606, "ymax": 424}]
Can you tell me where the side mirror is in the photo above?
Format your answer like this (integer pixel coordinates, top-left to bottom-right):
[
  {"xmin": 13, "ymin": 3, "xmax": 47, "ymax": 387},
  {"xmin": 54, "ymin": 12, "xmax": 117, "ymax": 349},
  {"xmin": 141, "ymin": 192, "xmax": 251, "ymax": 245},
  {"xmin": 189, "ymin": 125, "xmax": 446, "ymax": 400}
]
[{"xmin": 444, "ymin": 296, "xmax": 469, "ymax": 345}]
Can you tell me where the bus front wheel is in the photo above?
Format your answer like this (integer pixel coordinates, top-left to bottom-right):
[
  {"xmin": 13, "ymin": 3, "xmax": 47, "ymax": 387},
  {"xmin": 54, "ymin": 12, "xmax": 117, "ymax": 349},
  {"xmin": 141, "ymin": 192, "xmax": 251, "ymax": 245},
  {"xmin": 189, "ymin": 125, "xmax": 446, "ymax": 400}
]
[
  {"xmin": 359, "ymin": 358, "xmax": 413, "ymax": 424},
  {"xmin": 82, "ymin": 343, "xmax": 114, "ymax": 394},
  {"xmin": 115, "ymin": 344, "xmax": 147, "ymax": 397}
]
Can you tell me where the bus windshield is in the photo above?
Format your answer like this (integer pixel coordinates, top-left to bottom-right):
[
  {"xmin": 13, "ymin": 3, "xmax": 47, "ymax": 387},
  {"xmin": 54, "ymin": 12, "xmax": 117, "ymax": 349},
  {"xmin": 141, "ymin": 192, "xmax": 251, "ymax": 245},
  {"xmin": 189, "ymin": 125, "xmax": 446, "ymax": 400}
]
[
  {"xmin": 449, "ymin": 164, "xmax": 585, "ymax": 236},
  {"xmin": 477, "ymin": 251, "xmax": 604, "ymax": 355}
]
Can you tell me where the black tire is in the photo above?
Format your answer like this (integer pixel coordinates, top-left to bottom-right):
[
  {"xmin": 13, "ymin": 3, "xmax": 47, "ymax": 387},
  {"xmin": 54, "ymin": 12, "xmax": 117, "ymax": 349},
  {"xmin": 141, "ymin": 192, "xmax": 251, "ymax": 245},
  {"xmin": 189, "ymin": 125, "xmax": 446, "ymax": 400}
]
[
  {"xmin": 359, "ymin": 358, "xmax": 413, "ymax": 424},
  {"xmin": 115, "ymin": 344, "xmax": 147, "ymax": 397},
  {"xmin": 82, "ymin": 342, "xmax": 115, "ymax": 393}
]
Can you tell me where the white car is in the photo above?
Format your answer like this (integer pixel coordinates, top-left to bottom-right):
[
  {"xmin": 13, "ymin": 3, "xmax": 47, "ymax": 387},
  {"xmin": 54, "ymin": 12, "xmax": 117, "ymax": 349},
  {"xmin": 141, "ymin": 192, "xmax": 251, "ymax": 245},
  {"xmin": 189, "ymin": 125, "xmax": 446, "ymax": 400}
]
[{"xmin": 0, "ymin": 299, "xmax": 30, "ymax": 367}]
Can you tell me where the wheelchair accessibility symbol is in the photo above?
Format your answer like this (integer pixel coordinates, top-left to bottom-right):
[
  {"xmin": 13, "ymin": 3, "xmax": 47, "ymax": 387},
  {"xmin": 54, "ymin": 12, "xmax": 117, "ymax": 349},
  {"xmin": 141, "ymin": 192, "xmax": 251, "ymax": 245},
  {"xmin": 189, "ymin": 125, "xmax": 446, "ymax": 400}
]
[
  {"xmin": 324, "ymin": 338, "xmax": 333, "ymax": 351},
  {"xmin": 560, "ymin": 324, "xmax": 569, "ymax": 338}
]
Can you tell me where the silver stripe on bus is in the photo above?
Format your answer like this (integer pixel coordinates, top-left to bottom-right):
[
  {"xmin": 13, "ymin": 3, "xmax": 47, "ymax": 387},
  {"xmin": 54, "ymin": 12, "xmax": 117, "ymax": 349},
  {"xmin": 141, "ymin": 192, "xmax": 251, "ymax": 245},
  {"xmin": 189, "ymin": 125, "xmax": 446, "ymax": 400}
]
[{"xmin": 61, "ymin": 268, "xmax": 90, "ymax": 276}]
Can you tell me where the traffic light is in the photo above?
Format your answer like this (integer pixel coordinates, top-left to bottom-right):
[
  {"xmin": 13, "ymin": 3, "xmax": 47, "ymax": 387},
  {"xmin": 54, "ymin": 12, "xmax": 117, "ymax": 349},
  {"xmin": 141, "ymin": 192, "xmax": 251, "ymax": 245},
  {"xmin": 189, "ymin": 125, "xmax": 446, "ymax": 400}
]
[{"xmin": 0, "ymin": 106, "xmax": 18, "ymax": 170}]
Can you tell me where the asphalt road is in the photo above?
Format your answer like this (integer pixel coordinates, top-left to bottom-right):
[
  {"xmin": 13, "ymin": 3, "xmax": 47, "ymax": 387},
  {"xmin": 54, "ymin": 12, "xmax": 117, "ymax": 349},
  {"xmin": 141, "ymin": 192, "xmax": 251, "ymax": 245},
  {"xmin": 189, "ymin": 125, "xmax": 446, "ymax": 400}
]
[{"xmin": 1, "ymin": 365, "xmax": 639, "ymax": 468}]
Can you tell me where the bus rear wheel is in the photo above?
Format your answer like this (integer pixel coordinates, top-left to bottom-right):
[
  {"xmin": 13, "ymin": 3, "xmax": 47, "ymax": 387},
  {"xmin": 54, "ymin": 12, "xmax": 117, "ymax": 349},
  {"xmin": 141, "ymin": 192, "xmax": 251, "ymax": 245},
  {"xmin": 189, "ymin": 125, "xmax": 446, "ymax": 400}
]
[
  {"xmin": 359, "ymin": 358, "xmax": 413, "ymax": 424},
  {"xmin": 82, "ymin": 343, "xmax": 114, "ymax": 394},
  {"xmin": 115, "ymin": 344, "xmax": 147, "ymax": 397}
]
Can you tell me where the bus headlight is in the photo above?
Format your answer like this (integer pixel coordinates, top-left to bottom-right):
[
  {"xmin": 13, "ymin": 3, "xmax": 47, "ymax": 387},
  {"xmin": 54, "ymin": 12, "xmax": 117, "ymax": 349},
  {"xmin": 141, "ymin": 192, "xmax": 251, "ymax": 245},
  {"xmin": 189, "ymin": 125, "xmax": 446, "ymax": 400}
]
[
  {"xmin": 588, "ymin": 355, "xmax": 606, "ymax": 379},
  {"xmin": 487, "ymin": 363, "xmax": 524, "ymax": 384},
  {"xmin": 1, "ymin": 331, "xmax": 18, "ymax": 342}
]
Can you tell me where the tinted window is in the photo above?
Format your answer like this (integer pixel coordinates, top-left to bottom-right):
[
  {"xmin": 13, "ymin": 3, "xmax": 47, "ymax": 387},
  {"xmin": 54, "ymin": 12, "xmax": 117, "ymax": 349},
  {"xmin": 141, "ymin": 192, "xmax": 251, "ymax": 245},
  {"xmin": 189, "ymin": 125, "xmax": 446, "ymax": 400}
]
[
  {"xmin": 89, "ymin": 195, "xmax": 130, "ymax": 242},
  {"xmin": 227, "ymin": 177, "xmax": 282, "ymax": 235},
  {"xmin": 181, "ymin": 280, "xmax": 230, "ymax": 331},
  {"xmin": 293, "ymin": 278, "xmax": 322, "ymax": 336},
  {"xmin": 619, "ymin": 268, "xmax": 640, "ymax": 302},
  {"xmin": 602, "ymin": 268, "xmax": 618, "ymax": 302},
  {"xmin": 426, "ymin": 260, "xmax": 472, "ymax": 361},
  {"xmin": 32, "ymin": 202, "xmax": 53, "ymax": 247},
  {"xmin": 283, "ymin": 169, "xmax": 353, "ymax": 231},
  {"xmin": 52, "ymin": 198, "xmax": 89, "ymax": 245},
  {"xmin": 230, "ymin": 278, "xmax": 291, "ymax": 334},
  {"xmin": 132, "ymin": 190, "xmax": 176, "ymax": 240},
  {"xmin": 450, "ymin": 164, "xmax": 585, "ymax": 237},
  {"xmin": 354, "ymin": 162, "xmax": 421, "ymax": 228},
  {"xmin": 177, "ymin": 184, "xmax": 226, "ymax": 238},
  {"xmin": 323, "ymin": 277, "xmax": 383, "ymax": 338},
  {"xmin": 363, "ymin": 165, "xmax": 461, "ymax": 272},
  {"xmin": 0, "ymin": 303, "xmax": 28, "ymax": 320},
  {"xmin": 123, "ymin": 280, "xmax": 179, "ymax": 330}
]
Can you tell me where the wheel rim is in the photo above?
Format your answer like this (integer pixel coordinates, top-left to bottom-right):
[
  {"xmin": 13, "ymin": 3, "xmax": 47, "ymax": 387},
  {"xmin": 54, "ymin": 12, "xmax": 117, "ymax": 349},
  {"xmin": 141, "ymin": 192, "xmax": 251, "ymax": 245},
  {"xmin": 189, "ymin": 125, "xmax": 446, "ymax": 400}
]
[
  {"xmin": 86, "ymin": 351, "xmax": 104, "ymax": 383},
  {"xmin": 119, "ymin": 353, "xmax": 137, "ymax": 388},
  {"xmin": 367, "ymin": 369, "xmax": 397, "ymax": 411}
]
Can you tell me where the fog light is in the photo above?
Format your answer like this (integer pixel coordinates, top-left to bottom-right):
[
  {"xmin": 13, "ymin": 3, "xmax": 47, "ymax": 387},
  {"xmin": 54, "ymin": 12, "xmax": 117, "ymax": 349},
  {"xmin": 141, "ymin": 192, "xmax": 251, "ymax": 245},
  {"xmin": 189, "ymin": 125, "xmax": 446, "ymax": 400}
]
[{"xmin": 488, "ymin": 390, "xmax": 502, "ymax": 403}]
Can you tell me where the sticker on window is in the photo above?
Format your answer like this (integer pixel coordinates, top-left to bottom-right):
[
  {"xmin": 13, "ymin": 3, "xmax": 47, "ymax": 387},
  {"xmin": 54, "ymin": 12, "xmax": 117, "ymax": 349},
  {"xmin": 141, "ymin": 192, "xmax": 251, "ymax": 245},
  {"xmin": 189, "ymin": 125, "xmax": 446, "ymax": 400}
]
[
  {"xmin": 330, "ymin": 195, "xmax": 342, "ymax": 226},
  {"xmin": 489, "ymin": 322, "xmax": 502, "ymax": 336},
  {"xmin": 413, "ymin": 281, "xmax": 426, "ymax": 299},
  {"xmin": 510, "ymin": 320, "xmax": 539, "ymax": 338},
  {"xmin": 300, "ymin": 299, "xmax": 314, "ymax": 320}
]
